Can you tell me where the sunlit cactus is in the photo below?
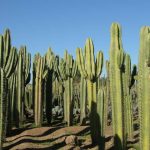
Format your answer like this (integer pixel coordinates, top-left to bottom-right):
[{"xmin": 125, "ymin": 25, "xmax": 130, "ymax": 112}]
[
  {"xmin": 76, "ymin": 38, "xmax": 103, "ymax": 143},
  {"xmin": 34, "ymin": 54, "xmax": 47, "ymax": 127},
  {"xmin": 137, "ymin": 27, "xmax": 150, "ymax": 150},
  {"xmin": 109, "ymin": 23, "xmax": 126, "ymax": 150},
  {"xmin": 16, "ymin": 46, "xmax": 31, "ymax": 127},
  {"xmin": 58, "ymin": 50, "xmax": 77, "ymax": 126},
  {"xmin": 0, "ymin": 29, "xmax": 18, "ymax": 149}
]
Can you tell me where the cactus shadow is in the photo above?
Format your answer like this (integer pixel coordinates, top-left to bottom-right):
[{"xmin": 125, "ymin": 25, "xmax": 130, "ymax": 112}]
[
  {"xmin": 114, "ymin": 134, "xmax": 123, "ymax": 149},
  {"xmin": 89, "ymin": 101, "xmax": 105, "ymax": 150},
  {"xmin": 45, "ymin": 70, "xmax": 53, "ymax": 125}
]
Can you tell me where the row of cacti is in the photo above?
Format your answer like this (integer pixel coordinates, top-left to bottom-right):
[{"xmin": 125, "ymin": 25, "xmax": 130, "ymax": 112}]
[
  {"xmin": 0, "ymin": 29, "xmax": 31, "ymax": 149},
  {"xmin": 1, "ymin": 22, "xmax": 150, "ymax": 150}
]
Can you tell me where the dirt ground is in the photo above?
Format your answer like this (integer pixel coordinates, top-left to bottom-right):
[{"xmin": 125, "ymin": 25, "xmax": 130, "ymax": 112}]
[{"xmin": 3, "ymin": 124, "xmax": 114, "ymax": 150}]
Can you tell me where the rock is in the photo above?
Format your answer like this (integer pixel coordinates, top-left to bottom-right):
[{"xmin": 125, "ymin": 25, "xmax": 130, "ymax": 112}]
[
  {"xmin": 65, "ymin": 135, "xmax": 78, "ymax": 146},
  {"xmin": 73, "ymin": 146, "xmax": 81, "ymax": 150}
]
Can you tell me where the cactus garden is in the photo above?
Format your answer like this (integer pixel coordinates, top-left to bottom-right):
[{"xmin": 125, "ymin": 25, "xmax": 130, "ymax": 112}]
[{"xmin": 0, "ymin": 22, "xmax": 150, "ymax": 150}]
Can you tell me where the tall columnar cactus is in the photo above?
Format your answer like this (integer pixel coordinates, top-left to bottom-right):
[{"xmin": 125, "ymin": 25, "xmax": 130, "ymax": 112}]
[
  {"xmin": 80, "ymin": 77, "xmax": 87, "ymax": 124},
  {"xmin": 76, "ymin": 41, "xmax": 103, "ymax": 110},
  {"xmin": 33, "ymin": 48, "xmax": 56, "ymax": 126},
  {"xmin": 105, "ymin": 60, "xmax": 110, "ymax": 128},
  {"xmin": 0, "ymin": 69, "xmax": 7, "ymax": 149},
  {"xmin": 16, "ymin": 46, "xmax": 31, "ymax": 127},
  {"xmin": 44, "ymin": 48, "xmax": 57, "ymax": 124},
  {"xmin": 8, "ymin": 73, "xmax": 16, "ymax": 130},
  {"xmin": 123, "ymin": 54, "xmax": 136, "ymax": 139},
  {"xmin": 25, "ymin": 84, "xmax": 32, "ymax": 111},
  {"xmin": 58, "ymin": 50, "xmax": 77, "ymax": 126},
  {"xmin": 0, "ymin": 29, "xmax": 18, "ymax": 149},
  {"xmin": 76, "ymin": 38, "xmax": 103, "ymax": 143},
  {"xmin": 138, "ymin": 27, "xmax": 150, "ymax": 150},
  {"xmin": 109, "ymin": 23, "xmax": 126, "ymax": 149},
  {"xmin": 0, "ymin": 30, "xmax": 18, "ymax": 77},
  {"xmin": 97, "ymin": 87, "xmax": 105, "ymax": 137},
  {"xmin": 34, "ymin": 54, "xmax": 48, "ymax": 126}
]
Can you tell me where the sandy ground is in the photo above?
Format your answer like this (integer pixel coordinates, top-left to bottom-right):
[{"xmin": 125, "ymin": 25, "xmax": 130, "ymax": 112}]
[{"xmin": 3, "ymin": 124, "xmax": 114, "ymax": 150}]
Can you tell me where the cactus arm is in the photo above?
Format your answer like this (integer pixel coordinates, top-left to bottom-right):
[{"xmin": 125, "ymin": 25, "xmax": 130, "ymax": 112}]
[
  {"xmin": 85, "ymin": 38, "xmax": 95, "ymax": 80},
  {"xmin": 3, "ymin": 29, "xmax": 11, "ymax": 67},
  {"xmin": 0, "ymin": 36, "xmax": 4, "ymax": 67},
  {"xmin": 76, "ymin": 48, "xmax": 87, "ymax": 78},
  {"xmin": 96, "ymin": 51, "xmax": 103, "ymax": 77},
  {"xmin": 5, "ymin": 47, "xmax": 18, "ymax": 78},
  {"xmin": 25, "ymin": 53, "xmax": 31, "ymax": 84}
]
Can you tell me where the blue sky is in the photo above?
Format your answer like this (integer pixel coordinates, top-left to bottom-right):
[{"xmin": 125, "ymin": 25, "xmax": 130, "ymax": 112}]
[{"xmin": 0, "ymin": 0, "xmax": 150, "ymax": 70}]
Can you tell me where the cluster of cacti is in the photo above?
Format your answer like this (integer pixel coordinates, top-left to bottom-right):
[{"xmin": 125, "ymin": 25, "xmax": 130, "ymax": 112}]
[
  {"xmin": 0, "ymin": 29, "xmax": 31, "ymax": 149},
  {"xmin": 1, "ymin": 22, "xmax": 150, "ymax": 150}
]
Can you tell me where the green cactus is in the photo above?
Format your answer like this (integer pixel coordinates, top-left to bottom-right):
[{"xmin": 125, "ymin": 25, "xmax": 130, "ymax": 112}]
[
  {"xmin": 25, "ymin": 84, "xmax": 32, "ymax": 111},
  {"xmin": 76, "ymin": 38, "xmax": 103, "ymax": 144},
  {"xmin": 97, "ymin": 88, "xmax": 105, "ymax": 136},
  {"xmin": 109, "ymin": 23, "xmax": 126, "ymax": 149},
  {"xmin": 80, "ymin": 76, "xmax": 87, "ymax": 124},
  {"xmin": 123, "ymin": 54, "xmax": 135, "ymax": 139},
  {"xmin": 33, "ymin": 48, "xmax": 57, "ymax": 126},
  {"xmin": 76, "ymin": 39, "xmax": 103, "ymax": 111},
  {"xmin": 16, "ymin": 46, "xmax": 31, "ymax": 127},
  {"xmin": 0, "ymin": 29, "xmax": 18, "ymax": 149},
  {"xmin": 0, "ymin": 69, "xmax": 7, "ymax": 149},
  {"xmin": 44, "ymin": 49, "xmax": 58, "ymax": 124},
  {"xmin": 34, "ymin": 54, "xmax": 47, "ymax": 126},
  {"xmin": 58, "ymin": 50, "xmax": 77, "ymax": 126},
  {"xmin": 105, "ymin": 60, "xmax": 110, "ymax": 129},
  {"xmin": 7, "ymin": 73, "xmax": 16, "ymax": 130},
  {"xmin": 138, "ymin": 27, "xmax": 150, "ymax": 150}
]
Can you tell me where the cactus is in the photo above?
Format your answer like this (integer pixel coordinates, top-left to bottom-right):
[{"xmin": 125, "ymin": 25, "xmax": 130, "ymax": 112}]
[
  {"xmin": 109, "ymin": 23, "xmax": 126, "ymax": 149},
  {"xmin": 16, "ymin": 46, "xmax": 31, "ymax": 127},
  {"xmin": 76, "ymin": 38, "xmax": 103, "ymax": 143},
  {"xmin": 34, "ymin": 54, "xmax": 47, "ymax": 126},
  {"xmin": 0, "ymin": 69, "xmax": 7, "ymax": 149},
  {"xmin": 80, "ymin": 77, "xmax": 87, "ymax": 124},
  {"xmin": 123, "ymin": 54, "xmax": 136, "ymax": 139},
  {"xmin": 97, "ymin": 87, "xmax": 105, "ymax": 136},
  {"xmin": 33, "ymin": 48, "xmax": 57, "ymax": 126},
  {"xmin": 25, "ymin": 84, "xmax": 32, "ymax": 111},
  {"xmin": 58, "ymin": 51, "xmax": 77, "ymax": 126},
  {"xmin": 44, "ymin": 48, "xmax": 58, "ymax": 124},
  {"xmin": 138, "ymin": 27, "xmax": 150, "ymax": 150},
  {"xmin": 0, "ymin": 29, "xmax": 18, "ymax": 149},
  {"xmin": 105, "ymin": 60, "xmax": 110, "ymax": 128},
  {"xmin": 7, "ymin": 73, "xmax": 16, "ymax": 130}
]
